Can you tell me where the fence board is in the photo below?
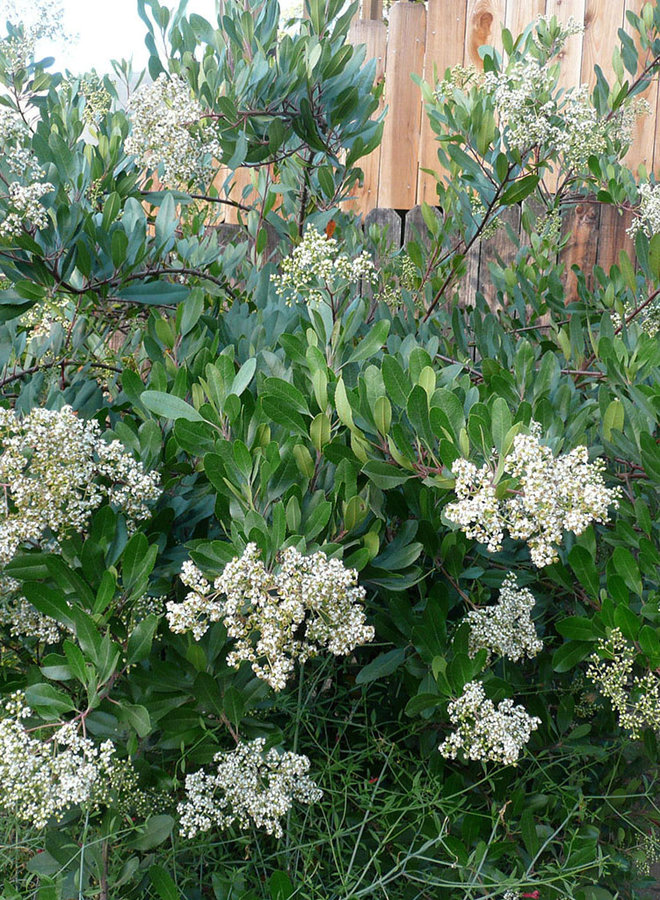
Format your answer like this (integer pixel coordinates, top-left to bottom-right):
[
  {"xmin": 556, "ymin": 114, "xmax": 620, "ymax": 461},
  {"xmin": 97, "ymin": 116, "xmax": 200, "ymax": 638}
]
[
  {"xmin": 378, "ymin": 1, "xmax": 427, "ymax": 209},
  {"xmin": 560, "ymin": 200, "xmax": 601, "ymax": 304},
  {"xmin": 347, "ymin": 19, "xmax": 387, "ymax": 216},
  {"xmin": 596, "ymin": 205, "xmax": 634, "ymax": 273},
  {"xmin": 506, "ymin": 0, "xmax": 547, "ymax": 40},
  {"xmin": 581, "ymin": 0, "xmax": 624, "ymax": 88},
  {"xmin": 465, "ymin": 0, "xmax": 506, "ymax": 68},
  {"xmin": 417, "ymin": 0, "xmax": 467, "ymax": 205},
  {"xmin": 623, "ymin": 0, "xmax": 659, "ymax": 173}
]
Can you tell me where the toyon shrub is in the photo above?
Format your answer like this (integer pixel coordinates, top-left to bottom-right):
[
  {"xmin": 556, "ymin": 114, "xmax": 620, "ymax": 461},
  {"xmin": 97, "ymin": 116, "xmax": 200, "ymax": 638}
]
[{"xmin": 0, "ymin": 0, "xmax": 658, "ymax": 898}]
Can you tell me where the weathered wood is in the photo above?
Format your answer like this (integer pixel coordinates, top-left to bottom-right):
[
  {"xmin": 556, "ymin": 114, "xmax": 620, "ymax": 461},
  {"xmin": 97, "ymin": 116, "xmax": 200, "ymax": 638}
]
[
  {"xmin": 596, "ymin": 205, "xmax": 635, "ymax": 274},
  {"xmin": 364, "ymin": 207, "xmax": 403, "ymax": 248},
  {"xmin": 378, "ymin": 1, "xmax": 427, "ymax": 209},
  {"xmin": 479, "ymin": 206, "xmax": 521, "ymax": 309},
  {"xmin": 581, "ymin": 0, "xmax": 624, "ymax": 88},
  {"xmin": 417, "ymin": 0, "xmax": 467, "ymax": 206},
  {"xmin": 346, "ymin": 19, "xmax": 387, "ymax": 216},
  {"xmin": 465, "ymin": 0, "xmax": 506, "ymax": 69},
  {"xmin": 560, "ymin": 199, "xmax": 601, "ymax": 304},
  {"xmin": 403, "ymin": 203, "xmax": 442, "ymax": 248},
  {"xmin": 458, "ymin": 241, "xmax": 482, "ymax": 307}
]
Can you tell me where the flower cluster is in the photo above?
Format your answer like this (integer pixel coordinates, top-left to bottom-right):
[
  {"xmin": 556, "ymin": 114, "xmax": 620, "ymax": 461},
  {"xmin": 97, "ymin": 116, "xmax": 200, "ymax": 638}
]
[
  {"xmin": 0, "ymin": 107, "xmax": 53, "ymax": 237},
  {"xmin": 0, "ymin": 693, "xmax": 117, "ymax": 828},
  {"xmin": 125, "ymin": 73, "xmax": 221, "ymax": 188},
  {"xmin": 0, "ymin": 575, "xmax": 65, "ymax": 643},
  {"xmin": 272, "ymin": 225, "xmax": 377, "ymax": 307},
  {"xmin": 439, "ymin": 681, "xmax": 540, "ymax": 765},
  {"xmin": 466, "ymin": 574, "xmax": 543, "ymax": 663},
  {"xmin": 178, "ymin": 737, "xmax": 322, "ymax": 838},
  {"xmin": 611, "ymin": 294, "xmax": 660, "ymax": 338},
  {"xmin": 167, "ymin": 544, "xmax": 374, "ymax": 691},
  {"xmin": 483, "ymin": 53, "xmax": 612, "ymax": 171},
  {"xmin": 628, "ymin": 182, "xmax": 660, "ymax": 239},
  {"xmin": 587, "ymin": 629, "xmax": 660, "ymax": 739},
  {"xmin": 446, "ymin": 423, "xmax": 620, "ymax": 567},
  {"xmin": 0, "ymin": 405, "xmax": 160, "ymax": 565}
]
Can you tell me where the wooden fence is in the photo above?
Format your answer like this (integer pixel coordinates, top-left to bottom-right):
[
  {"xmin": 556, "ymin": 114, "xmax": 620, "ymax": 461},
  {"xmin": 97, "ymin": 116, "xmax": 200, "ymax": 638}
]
[
  {"xmin": 345, "ymin": 0, "xmax": 660, "ymax": 214},
  {"xmin": 216, "ymin": 0, "xmax": 658, "ymax": 304}
]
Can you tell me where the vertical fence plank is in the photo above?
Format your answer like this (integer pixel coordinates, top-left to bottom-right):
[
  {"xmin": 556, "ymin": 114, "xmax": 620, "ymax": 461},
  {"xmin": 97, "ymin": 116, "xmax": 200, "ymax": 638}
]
[
  {"xmin": 581, "ymin": 0, "xmax": 623, "ymax": 88},
  {"xmin": 596, "ymin": 205, "xmax": 635, "ymax": 273},
  {"xmin": 560, "ymin": 200, "xmax": 601, "ymax": 304},
  {"xmin": 464, "ymin": 0, "xmax": 506, "ymax": 69},
  {"xmin": 417, "ymin": 0, "xmax": 467, "ymax": 206},
  {"xmin": 346, "ymin": 19, "xmax": 387, "ymax": 216},
  {"xmin": 545, "ymin": 0, "xmax": 586, "ymax": 89},
  {"xmin": 362, "ymin": 0, "xmax": 383, "ymax": 20},
  {"xmin": 378, "ymin": 1, "xmax": 427, "ymax": 209},
  {"xmin": 624, "ymin": 0, "xmax": 659, "ymax": 174},
  {"xmin": 505, "ymin": 0, "xmax": 546, "ymax": 40}
]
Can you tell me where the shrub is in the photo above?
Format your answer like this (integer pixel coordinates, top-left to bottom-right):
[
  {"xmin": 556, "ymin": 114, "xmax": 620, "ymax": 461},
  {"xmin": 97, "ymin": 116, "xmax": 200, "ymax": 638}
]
[{"xmin": 0, "ymin": 1, "xmax": 658, "ymax": 898}]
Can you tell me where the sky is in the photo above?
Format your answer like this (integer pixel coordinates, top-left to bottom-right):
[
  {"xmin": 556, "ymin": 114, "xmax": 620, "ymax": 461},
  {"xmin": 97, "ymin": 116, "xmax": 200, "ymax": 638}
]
[
  {"xmin": 49, "ymin": 0, "xmax": 218, "ymax": 73},
  {"xmin": 2, "ymin": 0, "xmax": 305, "ymax": 75}
]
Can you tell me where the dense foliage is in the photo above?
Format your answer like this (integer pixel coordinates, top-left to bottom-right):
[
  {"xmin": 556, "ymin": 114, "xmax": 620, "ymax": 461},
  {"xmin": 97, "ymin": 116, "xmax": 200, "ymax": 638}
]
[{"xmin": 0, "ymin": 1, "xmax": 659, "ymax": 898}]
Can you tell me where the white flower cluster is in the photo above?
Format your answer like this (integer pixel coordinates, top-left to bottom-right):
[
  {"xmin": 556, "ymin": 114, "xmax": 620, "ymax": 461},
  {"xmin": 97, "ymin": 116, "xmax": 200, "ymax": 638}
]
[
  {"xmin": 587, "ymin": 629, "xmax": 660, "ymax": 739},
  {"xmin": 0, "ymin": 575, "xmax": 64, "ymax": 643},
  {"xmin": 611, "ymin": 294, "xmax": 660, "ymax": 338},
  {"xmin": 0, "ymin": 107, "xmax": 52, "ymax": 237},
  {"xmin": 272, "ymin": 226, "xmax": 377, "ymax": 307},
  {"xmin": 466, "ymin": 574, "xmax": 543, "ymax": 663},
  {"xmin": 167, "ymin": 544, "xmax": 374, "ymax": 691},
  {"xmin": 628, "ymin": 182, "xmax": 660, "ymax": 239},
  {"xmin": 439, "ymin": 681, "xmax": 540, "ymax": 765},
  {"xmin": 484, "ymin": 55, "xmax": 610, "ymax": 171},
  {"xmin": 125, "ymin": 73, "xmax": 221, "ymax": 188},
  {"xmin": 178, "ymin": 737, "xmax": 322, "ymax": 838},
  {"xmin": 0, "ymin": 405, "xmax": 160, "ymax": 565},
  {"xmin": 446, "ymin": 423, "xmax": 620, "ymax": 567},
  {"xmin": 0, "ymin": 693, "xmax": 116, "ymax": 828}
]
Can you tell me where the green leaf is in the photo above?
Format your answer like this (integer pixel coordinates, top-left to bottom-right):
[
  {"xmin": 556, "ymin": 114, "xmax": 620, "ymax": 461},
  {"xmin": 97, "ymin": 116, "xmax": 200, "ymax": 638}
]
[
  {"xmin": 355, "ymin": 647, "xmax": 406, "ymax": 684},
  {"xmin": 404, "ymin": 693, "xmax": 442, "ymax": 716},
  {"xmin": 269, "ymin": 871, "xmax": 294, "ymax": 900},
  {"xmin": 556, "ymin": 617, "xmax": 597, "ymax": 641},
  {"xmin": 130, "ymin": 815, "xmax": 174, "ymax": 851},
  {"xmin": 231, "ymin": 358, "xmax": 257, "ymax": 396},
  {"xmin": 611, "ymin": 547, "xmax": 642, "ymax": 596},
  {"xmin": 568, "ymin": 546, "xmax": 600, "ymax": 599},
  {"xmin": 334, "ymin": 377, "xmax": 354, "ymax": 428},
  {"xmin": 223, "ymin": 685, "xmax": 244, "ymax": 727},
  {"xmin": 361, "ymin": 460, "xmax": 411, "ymax": 489},
  {"xmin": 382, "ymin": 355, "xmax": 411, "ymax": 407},
  {"xmin": 25, "ymin": 683, "xmax": 76, "ymax": 717},
  {"xmin": 602, "ymin": 399, "xmax": 624, "ymax": 440},
  {"xmin": 346, "ymin": 319, "xmax": 390, "ymax": 363},
  {"xmin": 552, "ymin": 641, "xmax": 593, "ymax": 672},
  {"xmin": 141, "ymin": 391, "xmax": 203, "ymax": 422},
  {"xmin": 500, "ymin": 174, "xmax": 540, "ymax": 206},
  {"xmin": 127, "ymin": 615, "xmax": 160, "ymax": 664},
  {"xmin": 119, "ymin": 703, "xmax": 151, "ymax": 737}
]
